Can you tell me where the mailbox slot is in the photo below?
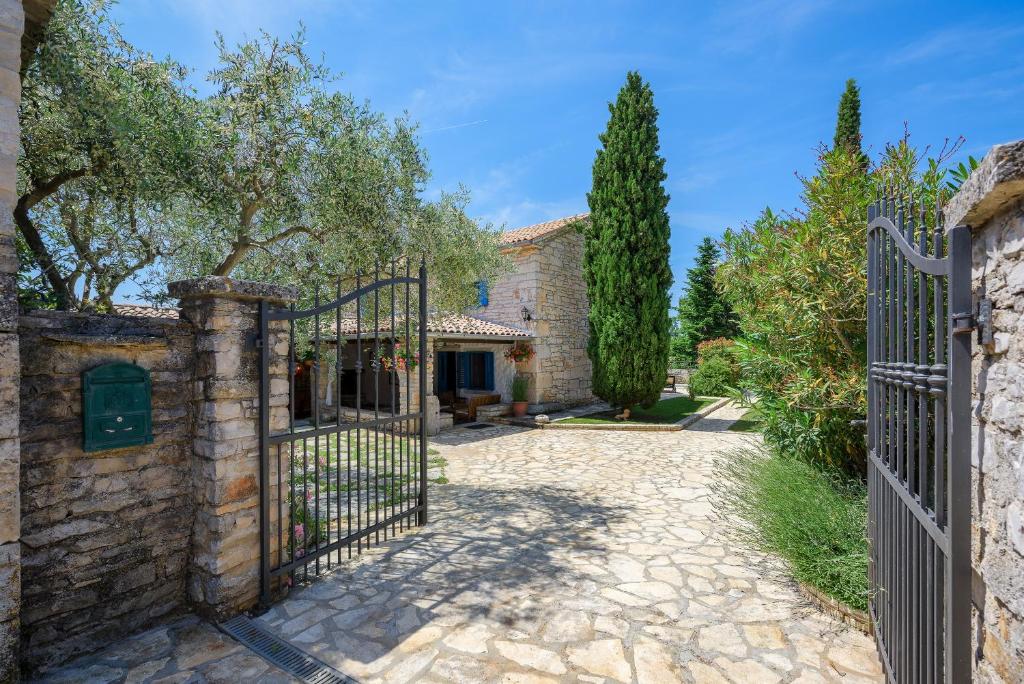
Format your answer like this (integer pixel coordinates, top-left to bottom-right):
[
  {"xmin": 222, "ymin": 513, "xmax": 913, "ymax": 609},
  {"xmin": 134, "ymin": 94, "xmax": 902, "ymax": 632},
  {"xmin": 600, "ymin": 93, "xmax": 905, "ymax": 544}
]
[{"xmin": 82, "ymin": 362, "xmax": 154, "ymax": 452}]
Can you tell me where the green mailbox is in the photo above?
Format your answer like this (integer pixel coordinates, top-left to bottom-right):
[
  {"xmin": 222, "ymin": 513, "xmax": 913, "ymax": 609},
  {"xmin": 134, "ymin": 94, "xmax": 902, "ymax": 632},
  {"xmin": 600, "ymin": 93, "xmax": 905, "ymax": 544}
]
[{"xmin": 82, "ymin": 362, "xmax": 154, "ymax": 452}]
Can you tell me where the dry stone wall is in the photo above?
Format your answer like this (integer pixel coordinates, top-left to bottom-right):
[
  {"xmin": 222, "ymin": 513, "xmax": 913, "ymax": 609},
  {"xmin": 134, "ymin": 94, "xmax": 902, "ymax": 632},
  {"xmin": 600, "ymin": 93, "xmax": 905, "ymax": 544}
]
[
  {"xmin": 945, "ymin": 139, "xmax": 1024, "ymax": 683},
  {"xmin": 17, "ymin": 311, "xmax": 196, "ymax": 672}
]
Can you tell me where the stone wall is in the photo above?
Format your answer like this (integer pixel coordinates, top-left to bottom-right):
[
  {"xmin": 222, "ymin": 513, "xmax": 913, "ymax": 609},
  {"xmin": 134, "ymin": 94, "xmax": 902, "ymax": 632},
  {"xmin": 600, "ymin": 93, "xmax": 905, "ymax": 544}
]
[
  {"xmin": 17, "ymin": 310, "xmax": 196, "ymax": 672},
  {"xmin": 0, "ymin": 1, "xmax": 24, "ymax": 678},
  {"xmin": 476, "ymin": 228, "xmax": 594, "ymax": 407},
  {"xmin": 945, "ymin": 139, "xmax": 1024, "ymax": 683},
  {"xmin": 534, "ymin": 229, "xmax": 593, "ymax": 406}
]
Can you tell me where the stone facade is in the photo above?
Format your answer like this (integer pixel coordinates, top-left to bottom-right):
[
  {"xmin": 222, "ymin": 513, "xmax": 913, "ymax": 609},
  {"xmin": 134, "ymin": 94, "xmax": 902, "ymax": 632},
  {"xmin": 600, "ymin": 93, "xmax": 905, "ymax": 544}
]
[
  {"xmin": 477, "ymin": 225, "xmax": 594, "ymax": 407},
  {"xmin": 17, "ymin": 311, "xmax": 196, "ymax": 673},
  {"xmin": 945, "ymin": 139, "xmax": 1024, "ymax": 683}
]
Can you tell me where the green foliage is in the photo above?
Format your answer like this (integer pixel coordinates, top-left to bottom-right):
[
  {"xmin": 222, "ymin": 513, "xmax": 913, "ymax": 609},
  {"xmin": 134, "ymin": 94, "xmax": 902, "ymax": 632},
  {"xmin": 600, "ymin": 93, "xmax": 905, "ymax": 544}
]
[
  {"xmin": 17, "ymin": 0, "xmax": 205, "ymax": 310},
  {"xmin": 726, "ymin": 409, "xmax": 761, "ymax": 433},
  {"xmin": 689, "ymin": 356, "xmax": 737, "ymax": 398},
  {"xmin": 584, "ymin": 72, "xmax": 672, "ymax": 411},
  {"xmin": 673, "ymin": 237, "xmax": 738, "ymax": 366},
  {"xmin": 946, "ymin": 155, "xmax": 979, "ymax": 194},
  {"xmin": 510, "ymin": 374, "xmax": 529, "ymax": 402},
  {"xmin": 713, "ymin": 447, "xmax": 869, "ymax": 611},
  {"xmin": 833, "ymin": 78, "xmax": 864, "ymax": 165},
  {"xmin": 688, "ymin": 338, "xmax": 739, "ymax": 397}
]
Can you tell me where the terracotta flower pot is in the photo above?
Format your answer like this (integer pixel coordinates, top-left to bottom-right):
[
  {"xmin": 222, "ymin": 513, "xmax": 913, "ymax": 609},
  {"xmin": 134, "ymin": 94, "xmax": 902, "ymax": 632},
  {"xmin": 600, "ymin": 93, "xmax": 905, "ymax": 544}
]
[{"xmin": 512, "ymin": 401, "xmax": 529, "ymax": 418}]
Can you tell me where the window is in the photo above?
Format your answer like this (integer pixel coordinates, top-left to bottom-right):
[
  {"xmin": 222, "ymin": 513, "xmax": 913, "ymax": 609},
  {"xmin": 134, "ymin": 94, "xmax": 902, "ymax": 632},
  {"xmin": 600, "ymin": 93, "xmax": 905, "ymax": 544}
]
[
  {"xmin": 475, "ymin": 280, "xmax": 489, "ymax": 308},
  {"xmin": 457, "ymin": 351, "xmax": 494, "ymax": 391}
]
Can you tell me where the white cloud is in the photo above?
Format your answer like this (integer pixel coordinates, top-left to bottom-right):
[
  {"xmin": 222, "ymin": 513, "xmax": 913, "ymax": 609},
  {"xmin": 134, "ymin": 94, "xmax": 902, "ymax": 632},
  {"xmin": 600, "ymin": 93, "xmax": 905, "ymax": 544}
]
[
  {"xmin": 886, "ymin": 24, "xmax": 1024, "ymax": 66},
  {"xmin": 479, "ymin": 199, "xmax": 585, "ymax": 231}
]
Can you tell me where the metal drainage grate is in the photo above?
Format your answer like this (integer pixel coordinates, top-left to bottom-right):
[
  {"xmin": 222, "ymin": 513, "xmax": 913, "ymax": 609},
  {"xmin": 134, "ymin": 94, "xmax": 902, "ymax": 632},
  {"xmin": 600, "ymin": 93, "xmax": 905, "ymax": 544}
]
[
  {"xmin": 219, "ymin": 615, "xmax": 354, "ymax": 684},
  {"xmin": 462, "ymin": 422, "xmax": 493, "ymax": 430}
]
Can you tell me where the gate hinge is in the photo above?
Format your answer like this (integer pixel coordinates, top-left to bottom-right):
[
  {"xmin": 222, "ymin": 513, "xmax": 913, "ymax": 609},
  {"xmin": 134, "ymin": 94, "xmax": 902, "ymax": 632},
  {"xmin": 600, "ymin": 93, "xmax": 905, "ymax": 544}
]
[
  {"xmin": 253, "ymin": 334, "xmax": 264, "ymax": 349},
  {"xmin": 951, "ymin": 311, "xmax": 975, "ymax": 335}
]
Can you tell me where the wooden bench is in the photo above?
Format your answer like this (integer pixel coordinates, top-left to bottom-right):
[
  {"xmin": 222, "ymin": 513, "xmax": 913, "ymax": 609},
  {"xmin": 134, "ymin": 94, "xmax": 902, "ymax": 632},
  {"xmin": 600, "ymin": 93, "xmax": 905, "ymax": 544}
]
[{"xmin": 462, "ymin": 393, "xmax": 501, "ymax": 421}]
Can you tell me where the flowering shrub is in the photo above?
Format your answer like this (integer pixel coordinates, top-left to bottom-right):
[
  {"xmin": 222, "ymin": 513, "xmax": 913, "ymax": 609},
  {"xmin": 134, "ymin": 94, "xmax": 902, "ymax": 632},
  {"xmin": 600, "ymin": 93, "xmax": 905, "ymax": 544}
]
[
  {"xmin": 504, "ymin": 341, "xmax": 534, "ymax": 363},
  {"xmin": 380, "ymin": 342, "xmax": 419, "ymax": 371},
  {"xmin": 288, "ymin": 490, "xmax": 328, "ymax": 559}
]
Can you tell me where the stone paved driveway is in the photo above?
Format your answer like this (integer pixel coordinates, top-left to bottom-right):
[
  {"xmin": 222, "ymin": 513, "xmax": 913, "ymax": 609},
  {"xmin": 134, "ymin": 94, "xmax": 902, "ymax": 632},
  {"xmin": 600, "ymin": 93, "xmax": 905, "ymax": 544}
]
[
  {"xmin": 254, "ymin": 405, "xmax": 882, "ymax": 683},
  {"xmin": 38, "ymin": 405, "xmax": 883, "ymax": 683}
]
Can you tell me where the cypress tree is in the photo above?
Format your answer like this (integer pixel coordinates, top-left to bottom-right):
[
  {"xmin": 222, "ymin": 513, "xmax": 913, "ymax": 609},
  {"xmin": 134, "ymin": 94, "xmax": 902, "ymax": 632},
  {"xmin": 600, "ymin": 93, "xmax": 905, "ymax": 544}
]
[
  {"xmin": 675, "ymin": 236, "xmax": 738, "ymax": 365},
  {"xmin": 584, "ymin": 71, "xmax": 672, "ymax": 417},
  {"xmin": 833, "ymin": 78, "xmax": 865, "ymax": 165}
]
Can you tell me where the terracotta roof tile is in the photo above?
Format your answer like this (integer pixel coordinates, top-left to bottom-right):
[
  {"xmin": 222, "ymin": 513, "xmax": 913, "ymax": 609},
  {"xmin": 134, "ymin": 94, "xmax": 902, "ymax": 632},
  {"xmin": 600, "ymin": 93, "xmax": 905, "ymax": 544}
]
[
  {"xmin": 332, "ymin": 313, "xmax": 530, "ymax": 339},
  {"xmin": 499, "ymin": 212, "xmax": 589, "ymax": 245}
]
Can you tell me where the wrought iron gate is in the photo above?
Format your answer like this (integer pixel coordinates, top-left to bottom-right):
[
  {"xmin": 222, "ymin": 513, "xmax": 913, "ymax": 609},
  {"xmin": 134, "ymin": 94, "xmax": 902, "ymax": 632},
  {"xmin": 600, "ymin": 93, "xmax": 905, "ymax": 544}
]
[
  {"xmin": 867, "ymin": 196, "xmax": 971, "ymax": 683},
  {"xmin": 257, "ymin": 261, "xmax": 429, "ymax": 605}
]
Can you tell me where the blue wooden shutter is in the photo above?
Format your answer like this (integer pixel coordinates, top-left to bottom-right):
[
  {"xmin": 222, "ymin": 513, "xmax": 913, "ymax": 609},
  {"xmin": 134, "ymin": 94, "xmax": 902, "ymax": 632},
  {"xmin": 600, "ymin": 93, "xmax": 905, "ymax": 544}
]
[
  {"xmin": 437, "ymin": 352, "xmax": 449, "ymax": 392},
  {"xmin": 476, "ymin": 281, "xmax": 489, "ymax": 307},
  {"xmin": 483, "ymin": 352, "xmax": 494, "ymax": 390},
  {"xmin": 457, "ymin": 352, "xmax": 468, "ymax": 388}
]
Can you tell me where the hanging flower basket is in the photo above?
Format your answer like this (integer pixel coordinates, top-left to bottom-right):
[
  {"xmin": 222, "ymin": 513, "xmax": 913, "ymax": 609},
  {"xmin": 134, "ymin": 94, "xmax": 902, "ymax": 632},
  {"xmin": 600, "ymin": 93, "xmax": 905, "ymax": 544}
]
[{"xmin": 504, "ymin": 340, "xmax": 535, "ymax": 363}]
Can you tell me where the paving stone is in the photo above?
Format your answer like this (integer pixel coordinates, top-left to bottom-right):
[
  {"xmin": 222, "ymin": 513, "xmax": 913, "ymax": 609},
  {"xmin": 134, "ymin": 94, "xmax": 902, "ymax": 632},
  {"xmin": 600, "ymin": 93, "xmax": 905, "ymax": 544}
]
[
  {"xmin": 714, "ymin": 656, "xmax": 783, "ymax": 683},
  {"xmin": 698, "ymin": 623, "xmax": 747, "ymax": 658},
  {"xmin": 565, "ymin": 639, "xmax": 631, "ymax": 682},
  {"xmin": 744, "ymin": 622, "xmax": 788, "ymax": 650},
  {"xmin": 443, "ymin": 622, "xmax": 493, "ymax": 654},
  {"xmin": 687, "ymin": 660, "xmax": 730, "ymax": 684},
  {"xmin": 633, "ymin": 636, "xmax": 682, "ymax": 683},
  {"xmin": 494, "ymin": 640, "xmax": 566, "ymax": 675}
]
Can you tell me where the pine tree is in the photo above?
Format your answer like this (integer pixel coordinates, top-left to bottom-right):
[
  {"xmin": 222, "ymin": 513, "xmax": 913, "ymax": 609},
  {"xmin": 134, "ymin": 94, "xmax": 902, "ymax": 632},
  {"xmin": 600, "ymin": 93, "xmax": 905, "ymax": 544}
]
[
  {"xmin": 584, "ymin": 72, "xmax": 672, "ymax": 417},
  {"xmin": 833, "ymin": 78, "xmax": 865, "ymax": 166},
  {"xmin": 674, "ymin": 237, "xmax": 738, "ymax": 365}
]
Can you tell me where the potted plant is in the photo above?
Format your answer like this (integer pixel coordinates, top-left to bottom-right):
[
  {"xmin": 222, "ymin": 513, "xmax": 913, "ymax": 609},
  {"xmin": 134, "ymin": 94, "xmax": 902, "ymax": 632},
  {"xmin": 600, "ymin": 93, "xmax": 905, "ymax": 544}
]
[{"xmin": 510, "ymin": 374, "xmax": 530, "ymax": 417}]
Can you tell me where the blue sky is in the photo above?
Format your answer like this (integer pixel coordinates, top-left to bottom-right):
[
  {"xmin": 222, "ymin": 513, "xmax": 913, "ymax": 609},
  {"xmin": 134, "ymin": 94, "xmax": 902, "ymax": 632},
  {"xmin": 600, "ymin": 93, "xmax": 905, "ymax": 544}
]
[{"xmin": 111, "ymin": 0, "xmax": 1024, "ymax": 304}]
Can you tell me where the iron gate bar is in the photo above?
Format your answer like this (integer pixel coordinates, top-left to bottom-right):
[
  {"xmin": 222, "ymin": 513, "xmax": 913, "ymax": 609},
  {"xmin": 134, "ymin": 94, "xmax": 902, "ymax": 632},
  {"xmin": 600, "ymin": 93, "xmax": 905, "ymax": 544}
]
[
  {"xmin": 866, "ymin": 194, "xmax": 971, "ymax": 684},
  {"xmin": 257, "ymin": 261, "xmax": 429, "ymax": 607}
]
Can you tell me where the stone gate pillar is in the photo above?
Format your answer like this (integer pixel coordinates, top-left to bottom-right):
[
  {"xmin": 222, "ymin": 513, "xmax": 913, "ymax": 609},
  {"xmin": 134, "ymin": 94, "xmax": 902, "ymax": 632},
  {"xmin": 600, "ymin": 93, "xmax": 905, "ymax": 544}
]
[{"xmin": 169, "ymin": 277, "xmax": 296, "ymax": 619}]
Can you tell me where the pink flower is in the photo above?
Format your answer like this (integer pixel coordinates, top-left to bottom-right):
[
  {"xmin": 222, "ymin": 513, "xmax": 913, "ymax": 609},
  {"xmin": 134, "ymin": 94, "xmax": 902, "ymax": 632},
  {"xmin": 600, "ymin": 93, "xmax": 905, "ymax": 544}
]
[{"xmin": 294, "ymin": 523, "xmax": 305, "ymax": 539}]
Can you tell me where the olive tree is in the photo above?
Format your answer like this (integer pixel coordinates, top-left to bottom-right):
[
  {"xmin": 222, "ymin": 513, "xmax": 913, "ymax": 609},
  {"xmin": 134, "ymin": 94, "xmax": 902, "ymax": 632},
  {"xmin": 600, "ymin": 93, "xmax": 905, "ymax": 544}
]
[{"xmin": 17, "ymin": 0, "xmax": 204, "ymax": 310}]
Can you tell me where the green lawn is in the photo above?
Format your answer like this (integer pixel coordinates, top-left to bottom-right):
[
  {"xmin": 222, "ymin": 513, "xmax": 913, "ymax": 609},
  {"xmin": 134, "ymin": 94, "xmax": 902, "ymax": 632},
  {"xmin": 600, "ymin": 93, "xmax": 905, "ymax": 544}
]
[
  {"xmin": 727, "ymin": 409, "xmax": 762, "ymax": 432},
  {"xmin": 559, "ymin": 396, "xmax": 717, "ymax": 425}
]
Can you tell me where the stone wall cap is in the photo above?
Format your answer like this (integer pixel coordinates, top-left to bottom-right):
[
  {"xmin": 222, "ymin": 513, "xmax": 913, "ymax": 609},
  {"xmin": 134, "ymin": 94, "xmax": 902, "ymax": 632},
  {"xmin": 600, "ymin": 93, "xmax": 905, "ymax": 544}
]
[
  {"xmin": 168, "ymin": 276, "xmax": 299, "ymax": 304},
  {"xmin": 944, "ymin": 138, "xmax": 1024, "ymax": 230}
]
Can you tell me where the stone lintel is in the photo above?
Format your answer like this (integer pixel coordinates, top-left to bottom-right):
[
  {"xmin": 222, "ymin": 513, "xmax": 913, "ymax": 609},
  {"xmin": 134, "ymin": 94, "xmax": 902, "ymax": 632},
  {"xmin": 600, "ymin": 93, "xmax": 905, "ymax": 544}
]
[
  {"xmin": 945, "ymin": 139, "xmax": 1024, "ymax": 230},
  {"xmin": 169, "ymin": 276, "xmax": 298, "ymax": 305}
]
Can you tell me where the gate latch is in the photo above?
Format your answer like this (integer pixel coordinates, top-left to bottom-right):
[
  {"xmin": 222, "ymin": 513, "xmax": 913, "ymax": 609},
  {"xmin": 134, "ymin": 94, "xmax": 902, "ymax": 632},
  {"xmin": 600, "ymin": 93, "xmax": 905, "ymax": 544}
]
[{"xmin": 976, "ymin": 298, "xmax": 994, "ymax": 346}]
